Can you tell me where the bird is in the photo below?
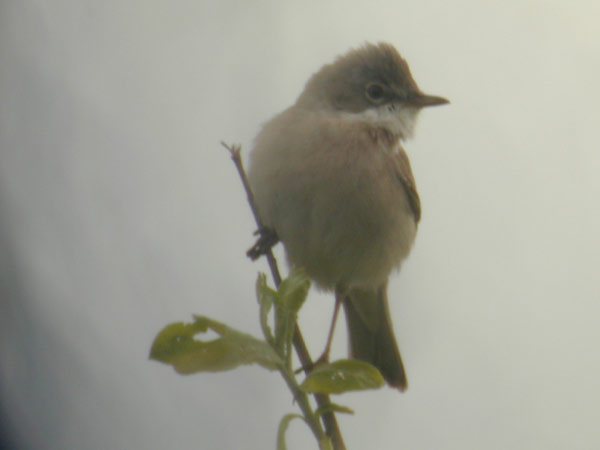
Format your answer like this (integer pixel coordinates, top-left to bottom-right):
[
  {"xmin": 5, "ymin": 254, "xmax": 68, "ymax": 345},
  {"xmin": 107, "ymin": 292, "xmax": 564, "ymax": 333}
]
[{"xmin": 247, "ymin": 42, "xmax": 448, "ymax": 391}]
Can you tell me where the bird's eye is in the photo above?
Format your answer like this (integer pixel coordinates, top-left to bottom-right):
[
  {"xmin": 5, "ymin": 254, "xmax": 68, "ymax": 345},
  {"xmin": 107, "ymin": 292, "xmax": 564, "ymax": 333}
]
[{"xmin": 365, "ymin": 82, "xmax": 386, "ymax": 103}]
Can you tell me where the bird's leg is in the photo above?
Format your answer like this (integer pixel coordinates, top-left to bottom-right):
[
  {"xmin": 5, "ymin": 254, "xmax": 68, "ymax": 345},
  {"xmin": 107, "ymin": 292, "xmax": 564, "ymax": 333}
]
[
  {"xmin": 316, "ymin": 290, "xmax": 344, "ymax": 365},
  {"xmin": 294, "ymin": 290, "xmax": 345, "ymax": 375},
  {"xmin": 246, "ymin": 226, "xmax": 279, "ymax": 260}
]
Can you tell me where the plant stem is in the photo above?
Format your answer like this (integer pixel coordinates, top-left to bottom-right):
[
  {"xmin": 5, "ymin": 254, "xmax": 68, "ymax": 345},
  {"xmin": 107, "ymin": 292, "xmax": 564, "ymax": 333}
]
[
  {"xmin": 278, "ymin": 365, "xmax": 329, "ymax": 448},
  {"xmin": 224, "ymin": 142, "xmax": 346, "ymax": 450}
]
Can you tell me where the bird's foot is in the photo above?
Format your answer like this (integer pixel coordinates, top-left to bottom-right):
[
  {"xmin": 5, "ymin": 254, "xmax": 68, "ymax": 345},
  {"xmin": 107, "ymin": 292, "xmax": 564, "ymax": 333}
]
[
  {"xmin": 294, "ymin": 351, "xmax": 330, "ymax": 375},
  {"xmin": 246, "ymin": 226, "xmax": 279, "ymax": 260}
]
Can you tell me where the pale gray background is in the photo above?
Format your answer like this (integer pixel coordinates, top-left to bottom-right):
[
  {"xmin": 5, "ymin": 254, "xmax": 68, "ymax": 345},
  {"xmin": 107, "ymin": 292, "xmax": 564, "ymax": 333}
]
[{"xmin": 1, "ymin": 1, "xmax": 599, "ymax": 449}]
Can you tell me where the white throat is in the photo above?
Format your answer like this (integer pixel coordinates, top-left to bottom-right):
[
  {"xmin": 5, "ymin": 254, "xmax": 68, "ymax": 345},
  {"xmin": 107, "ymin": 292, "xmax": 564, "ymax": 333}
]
[{"xmin": 338, "ymin": 103, "xmax": 420, "ymax": 140}]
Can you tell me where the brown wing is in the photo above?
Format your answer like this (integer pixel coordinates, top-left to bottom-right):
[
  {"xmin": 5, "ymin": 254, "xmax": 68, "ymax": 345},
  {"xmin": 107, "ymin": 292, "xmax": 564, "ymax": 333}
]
[{"xmin": 393, "ymin": 146, "xmax": 421, "ymax": 222}]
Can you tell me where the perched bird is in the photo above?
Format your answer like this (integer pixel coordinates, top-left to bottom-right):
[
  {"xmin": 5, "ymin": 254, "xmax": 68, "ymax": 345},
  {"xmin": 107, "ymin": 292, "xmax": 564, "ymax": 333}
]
[{"xmin": 247, "ymin": 42, "xmax": 448, "ymax": 391}]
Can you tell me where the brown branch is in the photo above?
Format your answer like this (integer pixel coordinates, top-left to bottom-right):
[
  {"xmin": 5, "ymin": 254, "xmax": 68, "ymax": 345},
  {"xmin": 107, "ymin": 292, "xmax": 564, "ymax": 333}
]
[{"xmin": 223, "ymin": 142, "xmax": 346, "ymax": 450}]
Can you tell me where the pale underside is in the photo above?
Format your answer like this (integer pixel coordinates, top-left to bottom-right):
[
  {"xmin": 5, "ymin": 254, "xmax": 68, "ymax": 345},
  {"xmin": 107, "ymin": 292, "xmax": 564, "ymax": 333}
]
[{"xmin": 248, "ymin": 103, "xmax": 420, "ymax": 292}]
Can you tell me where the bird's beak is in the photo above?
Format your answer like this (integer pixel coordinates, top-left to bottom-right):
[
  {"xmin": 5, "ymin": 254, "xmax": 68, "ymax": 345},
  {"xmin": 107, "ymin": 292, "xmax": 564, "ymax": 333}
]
[{"xmin": 408, "ymin": 93, "xmax": 449, "ymax": 108}]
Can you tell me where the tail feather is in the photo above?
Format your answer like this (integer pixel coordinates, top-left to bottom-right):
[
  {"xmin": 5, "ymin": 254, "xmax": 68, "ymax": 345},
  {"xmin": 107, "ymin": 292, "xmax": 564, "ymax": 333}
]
[{"xmin": 342, "ymin": 284, "xmax": 407, "ymax": 391}]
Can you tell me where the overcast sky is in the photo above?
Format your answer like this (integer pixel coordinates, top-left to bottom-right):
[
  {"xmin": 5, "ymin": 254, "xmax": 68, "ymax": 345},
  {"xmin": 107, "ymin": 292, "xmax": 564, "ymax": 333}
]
[{"xmin": 1, "ymin": 1, "xmax": 599, "ymax": 449}]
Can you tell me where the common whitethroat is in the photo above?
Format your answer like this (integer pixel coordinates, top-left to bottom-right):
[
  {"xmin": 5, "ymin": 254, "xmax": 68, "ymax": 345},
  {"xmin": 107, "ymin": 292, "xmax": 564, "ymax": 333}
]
[{"xmin": 247, "ymin": 42, "xmax": 448, "ymax": 391}]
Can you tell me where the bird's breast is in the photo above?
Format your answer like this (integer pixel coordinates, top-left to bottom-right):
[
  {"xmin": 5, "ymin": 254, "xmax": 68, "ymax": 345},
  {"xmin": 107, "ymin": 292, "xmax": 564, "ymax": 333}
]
[{"xmin": 248, "ymin": 108, "xmax": 418, "ymax": 291}]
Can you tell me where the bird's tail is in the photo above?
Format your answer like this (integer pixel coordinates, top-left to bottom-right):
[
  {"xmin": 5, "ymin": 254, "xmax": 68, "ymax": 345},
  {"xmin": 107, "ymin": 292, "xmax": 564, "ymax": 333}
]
[{"xmin": 342, "ymin": 284, "xmax": 407, "ymax": 391}]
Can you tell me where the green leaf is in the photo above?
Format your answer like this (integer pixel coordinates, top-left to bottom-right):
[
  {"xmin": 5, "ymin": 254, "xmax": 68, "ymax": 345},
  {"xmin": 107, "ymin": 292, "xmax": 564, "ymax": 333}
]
[
  {"xmin": 314, "ymin": 402, "xmax": 354, "ymax": 418},
  {"xmin": 256, "ymin": 273, "xmax": 277, "ymax": 343},
  {"xmin": 276, "ymin": 413, "xmax": 305, "ymax": 450},
  {"xmin": 273, "ymin": 268, "xmax": 310, "ymax": 361},
  {"xmin": 276, "ymin": 413, "xmax": 333, "ymax": 450},
  {"xmin": 300, "ymin": 359, "xmax": 385, "ymax": 394},
  {"xmin": 277, "ymin": 267, "xmax": 310, "ymax": 313},
  {"xmin": 149, "ymin": 315, "xmax": 283, "ymax": 374}
]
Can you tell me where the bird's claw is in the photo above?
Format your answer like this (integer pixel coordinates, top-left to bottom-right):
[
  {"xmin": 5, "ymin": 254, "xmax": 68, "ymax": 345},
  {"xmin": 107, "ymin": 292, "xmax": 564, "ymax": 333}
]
[{"xmin": 246, "ymin": 227, "xmax": 279, "ymax": 260}]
